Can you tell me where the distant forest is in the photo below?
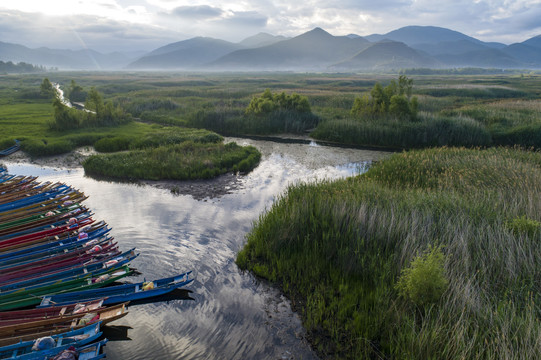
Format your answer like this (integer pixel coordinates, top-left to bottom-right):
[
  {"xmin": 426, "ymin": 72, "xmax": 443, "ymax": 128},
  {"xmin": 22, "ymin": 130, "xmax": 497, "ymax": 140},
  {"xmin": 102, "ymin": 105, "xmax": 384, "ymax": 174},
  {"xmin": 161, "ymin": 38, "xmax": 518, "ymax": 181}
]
[{"xmin": 0, "ymin": 61, "xmax": 49, "ymax": 74}]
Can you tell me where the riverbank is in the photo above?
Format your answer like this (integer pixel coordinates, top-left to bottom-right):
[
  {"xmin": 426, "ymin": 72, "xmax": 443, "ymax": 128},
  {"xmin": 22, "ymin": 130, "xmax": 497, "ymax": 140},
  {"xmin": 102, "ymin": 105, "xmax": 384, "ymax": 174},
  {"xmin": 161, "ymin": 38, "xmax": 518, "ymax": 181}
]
[
  {"xmin": 237, "ymin": 146, "xmax": 541, "ymax": 359},
  {"xmin": 0, "ymin": 136, "xmax": 391, "ymax": 360}
]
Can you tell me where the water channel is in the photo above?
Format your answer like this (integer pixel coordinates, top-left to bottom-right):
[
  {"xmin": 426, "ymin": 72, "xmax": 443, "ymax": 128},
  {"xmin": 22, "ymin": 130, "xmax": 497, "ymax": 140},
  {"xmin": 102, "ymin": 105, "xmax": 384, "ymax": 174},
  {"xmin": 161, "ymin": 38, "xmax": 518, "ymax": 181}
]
[{"xmin": 2, "ymin": 138, "xmax": 389, "ymax": 359}]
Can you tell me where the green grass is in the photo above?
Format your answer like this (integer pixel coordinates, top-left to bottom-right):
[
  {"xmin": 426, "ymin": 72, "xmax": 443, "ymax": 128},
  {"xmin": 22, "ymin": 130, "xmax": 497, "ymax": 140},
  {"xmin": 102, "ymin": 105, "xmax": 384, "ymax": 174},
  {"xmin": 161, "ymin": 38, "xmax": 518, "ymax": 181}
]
[
  {"xmin": 0, "ymin": 74, "xmax": 260, "ymax": 181},
  {"xmin": 310, "ymin": 114, "xmax": 491, "ymax": 149},
  {"xmin": 237, "ymin": 146, "xmax": 541, "ymax": 359},
  {"xmin": 83, "ymin": 141, "xmax": 261, "ymax": 181},
  {"xmin": 5, "ymin": 72, "xmax": 540, "ymax": 149}
]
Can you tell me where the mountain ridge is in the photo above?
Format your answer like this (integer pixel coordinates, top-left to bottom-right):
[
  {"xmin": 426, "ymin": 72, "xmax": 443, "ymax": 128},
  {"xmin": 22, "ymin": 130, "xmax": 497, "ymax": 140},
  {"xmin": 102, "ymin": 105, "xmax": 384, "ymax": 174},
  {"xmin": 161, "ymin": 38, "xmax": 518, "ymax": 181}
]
[{"xmin": 1, "ymin": 25, "xmax": 540, "ymax": 71}]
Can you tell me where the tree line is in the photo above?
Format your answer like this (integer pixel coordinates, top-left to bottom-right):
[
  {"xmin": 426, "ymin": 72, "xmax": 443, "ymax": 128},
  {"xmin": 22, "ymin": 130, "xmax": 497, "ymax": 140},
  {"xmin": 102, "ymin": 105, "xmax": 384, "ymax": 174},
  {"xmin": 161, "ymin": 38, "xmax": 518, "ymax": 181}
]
[{"xmin": 0, "ymin": 61, "xmax": 48, "ymax": 74}]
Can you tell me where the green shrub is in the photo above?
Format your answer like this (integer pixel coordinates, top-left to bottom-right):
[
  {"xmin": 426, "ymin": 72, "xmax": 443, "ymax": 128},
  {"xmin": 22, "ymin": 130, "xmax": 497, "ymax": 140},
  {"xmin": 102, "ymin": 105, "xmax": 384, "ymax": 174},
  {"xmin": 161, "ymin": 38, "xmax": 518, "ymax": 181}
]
[
  {"xmin": 94, "ymin": 136, "xmax": 131, "ymax": 153},
  {"xmin": 246, "ymin": 89, "xmax": 311, "ymax": 116},
  {"xmin": 505, "ymin": 216, "xmax": 541, "ymax": 237},
  {"xmin": 21, "ymin": 138, "xmax": 74, "ymax": 157},
  {"xmin": 351, "ymin": 75, "xmax": 418, "ymax": 120},
  {"xmin": 0, "ymin": 138, "xmax": 17, "ymax": 149},
  {"xmin": 395, "ymin": 245, "xmax": 448, "ymax": 307}
]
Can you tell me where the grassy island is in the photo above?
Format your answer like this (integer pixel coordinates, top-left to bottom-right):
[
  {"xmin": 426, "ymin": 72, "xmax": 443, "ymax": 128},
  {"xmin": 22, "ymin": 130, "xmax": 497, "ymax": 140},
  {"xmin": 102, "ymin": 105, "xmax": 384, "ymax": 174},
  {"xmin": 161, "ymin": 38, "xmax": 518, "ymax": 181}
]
[
  {"xmin": 237, "ymin": 146, "xmax": 541, "ymax": 359},
  {"xmin": 82, "ymin": 141, "xmax": 260, "ymax": 181}
]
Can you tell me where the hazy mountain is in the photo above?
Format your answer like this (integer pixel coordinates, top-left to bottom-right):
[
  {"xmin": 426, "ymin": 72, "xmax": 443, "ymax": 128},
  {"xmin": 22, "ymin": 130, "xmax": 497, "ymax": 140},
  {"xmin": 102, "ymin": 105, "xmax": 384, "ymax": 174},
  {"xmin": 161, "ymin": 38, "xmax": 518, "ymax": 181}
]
[
  {"xmin": 238, "ymin": 33, "xmax": 288, "ymax": 48},
  {"xmin": 1, "ymin": 26, "xmax": 540, "ymax": 71},
  {"xmin": 366, "ymin": 26, "xmax": 505, "ymax": 49},
  {"xmin": 127, "ymin": 37, "xmax": 244, "ymax": 69},
  {"xmin": 0, "ymin": 41, "xmax": 133, "ymax": 70},
  {"xmin": 435, "ymin": 48, "xmax": 520, "ymax": 68},
  {"xmin": 332, "ymin": 40, "xmax": 440, "ymax": 70},
  {"xmin": 364, "ymin": 26, "xmax": 533, "ymax": 68},
  {"xmin": 522, "ymin": 35, "xmax": 541, "ymax": 49},
  {"xmin": 413, "ymin": 39, "xmax": 493, "ymax": 56},
  {"xmin": 209, "ymin": 27, "xmax": 370, "ymax": 70},
  {"xmin": 502, "ymin": 43, "xmax": 541, "ymax": 65}
]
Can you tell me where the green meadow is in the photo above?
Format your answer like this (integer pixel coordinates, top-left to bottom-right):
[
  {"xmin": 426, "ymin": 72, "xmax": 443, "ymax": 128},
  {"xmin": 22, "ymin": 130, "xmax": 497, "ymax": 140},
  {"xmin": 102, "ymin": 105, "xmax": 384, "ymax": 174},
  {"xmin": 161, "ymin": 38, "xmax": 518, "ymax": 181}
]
[
  {"xmin": 2, "ymin": 71, "xmax": 541, "ymax": 358},
  {"xmin": 4, "ymin": 71, "xmax": 541, "ymax": 151},
  {"xmin": 0, "ymin": 74, "xmax": 261, "ymax": 179}
]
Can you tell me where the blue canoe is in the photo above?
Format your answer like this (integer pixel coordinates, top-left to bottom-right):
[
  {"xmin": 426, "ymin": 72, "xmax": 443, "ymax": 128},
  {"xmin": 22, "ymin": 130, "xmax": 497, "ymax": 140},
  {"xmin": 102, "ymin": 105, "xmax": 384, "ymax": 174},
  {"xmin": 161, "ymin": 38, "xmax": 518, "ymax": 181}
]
[
  {"xmin": 0, "ymin": 224, "xmax": 111, "ymax": 264},
  {"xmin": 64, "ymin": 339, "xmax": 108, "ymax": 360},
  {"xmin": 40, "ymin": 271, "xmax": 194, "ymax": 307},
  {"xmin": 13, "ymin": 339, "xmax": 108, "ymax": 360},
  {"xmin": 0, "ymin": 140, "xmax": 20, "ymax": 157},
  {"xmin": 0, "ymin": 248, "xmax": 138, "ymax": 293},
  {"xmin": 0, "ymin": 322, "xmax": 102, "ymax": 359}
]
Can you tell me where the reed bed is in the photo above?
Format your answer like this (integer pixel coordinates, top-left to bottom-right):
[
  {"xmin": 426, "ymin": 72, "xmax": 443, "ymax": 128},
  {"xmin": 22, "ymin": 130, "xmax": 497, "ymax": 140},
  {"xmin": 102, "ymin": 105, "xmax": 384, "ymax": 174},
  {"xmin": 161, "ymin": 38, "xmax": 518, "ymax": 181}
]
[
  {"xmin": 83, "ymin": 141, "xmax": 261, "ymax": 181},
  {"xmin": 237, "ymin": 147, "xmax": 541, "ymax": 359},
  {"xmin": 310, "ymin": 114, "xmax": 491, "ymax": 149}
]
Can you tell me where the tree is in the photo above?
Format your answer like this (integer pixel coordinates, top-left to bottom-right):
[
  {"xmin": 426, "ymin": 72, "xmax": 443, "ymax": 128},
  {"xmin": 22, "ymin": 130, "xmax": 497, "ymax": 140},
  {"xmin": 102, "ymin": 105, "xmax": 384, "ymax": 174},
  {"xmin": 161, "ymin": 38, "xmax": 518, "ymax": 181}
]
[
  {"xmin": 68, "ymin": 80, "xmax": 86, "ymax": 103},
  {"xmin": 85, "ymin": 87, "xmax": 105, "ymax": 118},
  {"xmin": 40, "ymin": 78, "xmax": 55, "ymax": 99},
  {"xmin": 351, "ymin": 76, "xmax": 418, "ymax": 120},
  {"xmin": 246, "ymin": 90, "xmax": 312, "ymax": 116},
  {"xmin": 398, "ymin": 75, "xmax": 413, "ymax": 97},
  {"xmin": 389, "ymin": 95, "xmax": 411, "ymax": 119},
  {"xmin": 52, "ymin": 97, "xmax": 82, "ymax": 129}
]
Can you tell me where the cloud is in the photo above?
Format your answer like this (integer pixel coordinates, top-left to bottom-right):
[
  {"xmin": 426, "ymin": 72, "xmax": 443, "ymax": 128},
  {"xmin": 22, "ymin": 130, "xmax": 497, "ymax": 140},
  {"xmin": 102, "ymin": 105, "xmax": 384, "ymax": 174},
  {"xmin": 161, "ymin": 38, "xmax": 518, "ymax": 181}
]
[
  {"xmin": 1, "ymin": 0, "xmax": 540, "ymax": 53},
  {"xmin": 222, "ymin": 11, "xmax": 268, "ymax": 28},
  {"xmin": 170, "ymin": 5, "xmax": 223, "ymax": 19},
  {"xmin": 0, "ymin": 10, "xmax": 185, "ymax": 53}
]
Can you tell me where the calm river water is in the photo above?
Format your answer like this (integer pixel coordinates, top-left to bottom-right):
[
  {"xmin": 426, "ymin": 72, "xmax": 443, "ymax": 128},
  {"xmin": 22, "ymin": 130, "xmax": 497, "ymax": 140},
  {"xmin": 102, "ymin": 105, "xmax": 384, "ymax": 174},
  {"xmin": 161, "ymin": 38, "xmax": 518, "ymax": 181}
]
[{"xmin": 2, "ymin": 138, "xmax": 389, "ymax": 360}]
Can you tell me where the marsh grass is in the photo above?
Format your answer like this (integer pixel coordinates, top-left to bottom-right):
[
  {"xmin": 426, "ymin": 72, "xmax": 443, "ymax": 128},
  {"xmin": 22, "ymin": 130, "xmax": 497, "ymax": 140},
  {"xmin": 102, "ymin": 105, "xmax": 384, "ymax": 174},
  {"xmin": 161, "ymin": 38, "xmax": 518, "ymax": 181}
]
[
  {"xmin": 83, "ymin": 141, "xmax": 261, "ymax": 181},
  {"xmin": 310, "ymin": 114, "xmax": 491, "ymax": 149},
  {"xmin": 93, "ymin": 128, "xmax": 222, "ymax": 152},
  {"xmin": 6, "ymin": 72, "xmax": 535, "ymax": 150},
  {"xmin": 237, "ymin": 147, "xmax": 541, "ymax": 359}
]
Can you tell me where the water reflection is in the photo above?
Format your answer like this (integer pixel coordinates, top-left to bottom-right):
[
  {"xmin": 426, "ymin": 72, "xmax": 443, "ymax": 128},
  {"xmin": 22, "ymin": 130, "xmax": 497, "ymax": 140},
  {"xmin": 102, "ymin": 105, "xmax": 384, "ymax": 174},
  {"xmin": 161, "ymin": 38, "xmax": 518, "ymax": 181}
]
[{"xmin": 2, "ymin": 138, "xmax": 389, "ymax": 360}]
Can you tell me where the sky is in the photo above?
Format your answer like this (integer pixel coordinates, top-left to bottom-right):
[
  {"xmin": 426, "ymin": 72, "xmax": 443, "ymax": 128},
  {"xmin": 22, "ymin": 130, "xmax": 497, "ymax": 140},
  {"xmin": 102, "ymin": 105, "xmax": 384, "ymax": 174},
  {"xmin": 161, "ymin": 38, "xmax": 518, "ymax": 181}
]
[{"xmin": 1, "ymin": 0, "xmax": 540, "ymax": 54}]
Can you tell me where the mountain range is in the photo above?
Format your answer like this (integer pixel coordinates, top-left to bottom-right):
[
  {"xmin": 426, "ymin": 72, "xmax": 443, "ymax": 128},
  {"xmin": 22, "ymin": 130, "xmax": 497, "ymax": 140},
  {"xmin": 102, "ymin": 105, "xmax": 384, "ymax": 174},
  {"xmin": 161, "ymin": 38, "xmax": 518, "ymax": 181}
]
[{"xmin": 1, "ymin": 26, "xmax": 541, "ymax": 71}]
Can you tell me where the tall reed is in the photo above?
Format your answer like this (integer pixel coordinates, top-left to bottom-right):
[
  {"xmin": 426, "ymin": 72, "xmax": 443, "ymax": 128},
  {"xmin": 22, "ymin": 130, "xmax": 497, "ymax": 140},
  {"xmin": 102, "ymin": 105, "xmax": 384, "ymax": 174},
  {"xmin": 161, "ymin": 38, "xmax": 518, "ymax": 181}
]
[{"xmin": 237, "ymin": 147, "xmax": 541, "ymax": 359}]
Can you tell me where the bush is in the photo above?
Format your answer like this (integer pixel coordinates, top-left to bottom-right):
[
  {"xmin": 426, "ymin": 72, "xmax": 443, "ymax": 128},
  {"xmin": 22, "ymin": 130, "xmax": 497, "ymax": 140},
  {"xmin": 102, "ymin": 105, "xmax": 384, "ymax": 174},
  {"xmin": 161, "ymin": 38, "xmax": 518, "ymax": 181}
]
[
  {"xmin": 94, "ymin": 136, "xmax": 131, "ymax": 153},
  {"xmin": 351, "ymin": 76, "xmax": 418, "ymax": 120},
  {"xmin": 505, "ymin": 216, "xmax": 541, "ymax": 237},
  {"xmin": 21, "ymin": 138, "xmax": 74, "ymax": 157},
  {"xmin": 246, "ymin": 89, "xmax": 311, "ymax": 116},
  {"xmin": 395, "ymin": 245, "xmax": 448, "ymax": 307}
]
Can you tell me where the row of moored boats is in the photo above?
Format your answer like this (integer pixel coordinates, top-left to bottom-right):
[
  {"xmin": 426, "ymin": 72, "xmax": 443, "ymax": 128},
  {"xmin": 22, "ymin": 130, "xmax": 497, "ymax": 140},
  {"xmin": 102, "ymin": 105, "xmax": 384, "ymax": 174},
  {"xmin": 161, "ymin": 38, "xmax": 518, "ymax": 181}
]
[{"xmin": 0, "ymin": 166, "xmax": 193, "ymax": 359}]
